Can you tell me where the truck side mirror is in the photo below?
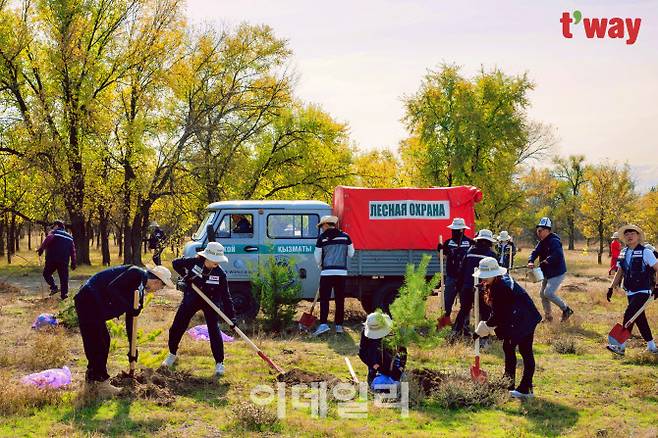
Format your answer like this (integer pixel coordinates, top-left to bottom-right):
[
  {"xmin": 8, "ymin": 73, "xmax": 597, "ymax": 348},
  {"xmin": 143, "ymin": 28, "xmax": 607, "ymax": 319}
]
[
  {"xmin": 299, "ymin": 268, "xmax": 307, "ymax": 279},
  {"xmin": 206, "ymin": 224, "xmax": 215, "ymax": 242}
]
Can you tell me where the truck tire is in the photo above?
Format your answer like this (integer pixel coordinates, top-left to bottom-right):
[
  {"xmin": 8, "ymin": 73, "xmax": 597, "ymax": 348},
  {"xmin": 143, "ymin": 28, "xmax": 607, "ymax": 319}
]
[{"xmin": 230, "ymin": 283, "xmax": 259, "ymax": 321}]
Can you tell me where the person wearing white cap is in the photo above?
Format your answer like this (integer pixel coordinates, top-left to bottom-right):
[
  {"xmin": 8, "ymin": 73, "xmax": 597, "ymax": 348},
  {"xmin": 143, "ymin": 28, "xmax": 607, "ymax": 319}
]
[
  {"xmin": 437, "ymin": 217, "xmax": 475, "ymax": 323},
  {"xmin": 608, "ymin": 231, "xmax": 623, "ymax": 276},
  {"xmin": 495, "ymin": 231, "xmax": 517, "ymax": 269},
  {"xmin": 527, "ymin": 217, "xmax": 573, "ymax": 323},
  {"xmin": 358, "ymin": 311, "xmax": 407, "ymax": 386},
  {"xmin": 313, "ymin": 215, "xmax": 355, "ymax": 336},
  {"xmin": 606, "ymin": 225, "xmax": 658, "ymax": 356},
  {"xmin": 74, "ymin": 263, "xmax": 175, "ymax": 397},
  {"xmin": 163, "ymin": 242, "xmax": 236, "ymax": 376},
  {"xmin": 451, "ymin": 229, "xmax": 497, "ymax": 337},
  {"xmin": 473, "ymin": 257, "xmax": 541, "ymax": 399}
]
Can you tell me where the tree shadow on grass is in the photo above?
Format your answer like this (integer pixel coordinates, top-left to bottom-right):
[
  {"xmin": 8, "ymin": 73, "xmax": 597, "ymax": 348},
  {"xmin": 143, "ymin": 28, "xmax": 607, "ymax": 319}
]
[
  {"xmin": 62, "ymin": 398, "xmax": 165, "ymax": 436},
  {"xmin": 501, "ymin": 397, "xmax": 580, "ymax": 437}
]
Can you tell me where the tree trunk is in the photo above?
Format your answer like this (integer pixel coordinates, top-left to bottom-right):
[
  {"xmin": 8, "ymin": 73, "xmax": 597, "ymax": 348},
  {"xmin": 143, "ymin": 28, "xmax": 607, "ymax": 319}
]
[
  {"xmin": 15, "ymin": 222, "xmax": 20, "ymax": 252},
  {"xmin": 27, "ymin": 223, "xmax": 32, "ymax": 251},
  {"xmin": 117, "ymin": 226, "xmax": 123, "ymax": 258},
  {"xmin": 567, "ymin": 217, "xmax": 575, "ymax": 251},
  {"xmin": 99, "ymin": 208, "xmax": 111, "ymax": 266},
  {"xmin": 0, "ymin": 218, "xmax": 4, "ymax": 256},
  {"xmin": 597, "ymin": 220, "xmax": 604, "ymax": 265},
  {"xmin": 69, "ymin": 212, "xmax": 91, "ymax": 265},
  {"xmin": 7, "ymin": 214, "xmax": 15, "ymax": 264}
]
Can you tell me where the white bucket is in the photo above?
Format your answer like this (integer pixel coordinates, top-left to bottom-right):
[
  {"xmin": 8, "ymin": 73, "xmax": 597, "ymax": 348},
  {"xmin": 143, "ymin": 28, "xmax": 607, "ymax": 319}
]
[{"xmin": 528, "ymin": 267, "xmax": 544, "ymax": 283}]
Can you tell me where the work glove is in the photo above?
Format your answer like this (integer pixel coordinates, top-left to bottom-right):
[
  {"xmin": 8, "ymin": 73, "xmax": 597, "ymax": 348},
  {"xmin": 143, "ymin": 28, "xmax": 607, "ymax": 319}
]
[
  {"xmin": 70, "ymin": 263, "xmax": 76, "ymax": 271},
  {"xmin": 653, "ymin": 285, "xmax": 658, "ymax": 300},
  {"xmin": 127, "ymin": 348, "xmax": 139, "ymax": 363},
  {"xmin": 607, "ymin": 287, "xmax": 614, "ymax": 302},
  {"xmin": 230, "ymin": 317, "xmax": 239, "ymax": 327},
  {"xmin": 474, "ymin": 321, "xmax": 494, "ymax": 338},
  {"xmin": 527, "ymin": 262, "xmax": 534, "ymax": 269}
]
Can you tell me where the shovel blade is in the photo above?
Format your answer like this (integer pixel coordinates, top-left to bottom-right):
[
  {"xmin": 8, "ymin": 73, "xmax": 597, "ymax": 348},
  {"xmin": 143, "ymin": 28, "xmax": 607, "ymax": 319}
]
[
  {"xmin": 608, "ymin": 323, "xmax": 631, "ymax": 344},
  {"xmin": 298, "ymin": 312, "xmax": 317, "ymax": 329},
  {"xmin": 470, "ymin": 355, "xmax": 488, "ymax": 383},
  {"xmin": 437, "ymin": 315, "xmax": 452, "ymax": 329}
]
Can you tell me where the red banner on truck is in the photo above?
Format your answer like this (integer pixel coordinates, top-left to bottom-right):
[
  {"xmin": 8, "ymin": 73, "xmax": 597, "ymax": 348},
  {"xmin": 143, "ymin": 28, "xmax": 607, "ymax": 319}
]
[{"xmin": 333, "ymin": 186, "xmax": 483, "ymax": 250}]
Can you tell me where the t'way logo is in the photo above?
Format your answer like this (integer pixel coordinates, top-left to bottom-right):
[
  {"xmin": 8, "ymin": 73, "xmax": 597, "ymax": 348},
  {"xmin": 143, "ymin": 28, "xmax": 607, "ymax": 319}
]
[{"xmin": 560, "ymin": 10, "xmax": 641, "ymax": 45}]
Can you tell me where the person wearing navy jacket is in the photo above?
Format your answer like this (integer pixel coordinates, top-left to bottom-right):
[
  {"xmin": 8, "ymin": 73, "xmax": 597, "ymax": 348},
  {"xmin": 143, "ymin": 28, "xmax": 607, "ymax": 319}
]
[
  {"xmin": 37, "ymin": 220, "xmax": 77, "ymax": 299},
  {"xmin": 451, "ymin": 229, "xmax": 497, "ymax": 337},
  {"xmin": 606, "ymin": 225, "xmax": 658, "ymax": 356},
  {"xmin": 527, "ymin": 217, "xmax": 573, "ymax": 322},
  {"xmin": 163, "ymin": 242, "xmax": 236, "ymax": 377},
  {"xmin": 74, "ymin": 264, "xmax": 174, "ymax": 396},
  {"xmin": 473, "ymin": 257, "xmax": 542, "ymax": 399},
  {"xmin": 358, "ymin": 311, "xmax": 407, "ymax": 386},
  {"xmin": 437, "ymin": 218, "xmax": 475, "ymax": 323}
]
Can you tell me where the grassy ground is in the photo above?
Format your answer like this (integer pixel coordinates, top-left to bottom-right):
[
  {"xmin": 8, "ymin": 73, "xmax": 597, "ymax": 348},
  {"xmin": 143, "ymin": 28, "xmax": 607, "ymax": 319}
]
[{"xmin": 1, "ymin": 248, "xmax": 657, "ymax": 437}]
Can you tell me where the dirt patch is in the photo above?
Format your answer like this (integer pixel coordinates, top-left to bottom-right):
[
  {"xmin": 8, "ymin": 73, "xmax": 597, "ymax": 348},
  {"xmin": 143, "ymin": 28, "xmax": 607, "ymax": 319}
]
[
  {"xmin": 589, "ymin": 276, "xmax": 610, "ymax": 283},
  {"xmin": 0, "ymin": 281, "xmax": 22, "ymax": 295},
  {"xmin": 277, "ymin": 368, "xmax": 339, "ymax": 385},
  {"xmin": 408, "ymin": 368, "xmax": 449, "ymax": 394},
  {"xmin": 562, "ymin": 283, "xmax": 587, "ymax": 292},
  {"xmin": 110, "ymin": 367, "xmax": 212, "ymax": 406}
]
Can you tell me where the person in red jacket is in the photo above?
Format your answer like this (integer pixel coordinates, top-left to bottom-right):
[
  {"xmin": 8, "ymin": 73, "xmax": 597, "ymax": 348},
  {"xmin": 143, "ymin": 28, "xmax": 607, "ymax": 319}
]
[{"xmin": 609, "ymin": 232, "xmax": 623, "ymax": 275}]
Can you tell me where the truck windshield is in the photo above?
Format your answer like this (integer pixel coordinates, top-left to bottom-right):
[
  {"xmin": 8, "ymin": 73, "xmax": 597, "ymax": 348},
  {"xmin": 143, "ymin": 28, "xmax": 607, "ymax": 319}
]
[{"xmin": 192, "ymin": 211, "xmax": 216, "ymax": 241}]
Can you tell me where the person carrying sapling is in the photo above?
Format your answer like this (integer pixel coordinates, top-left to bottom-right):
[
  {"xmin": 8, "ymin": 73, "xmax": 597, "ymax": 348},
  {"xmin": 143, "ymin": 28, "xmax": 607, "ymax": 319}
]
[
  {"xmin": 473, "ymin": 257, "xmax": 542, "ymax": 399},
  {"xmin": 358, "ymin": 311, "xmax": 407, "ymax": 387}
]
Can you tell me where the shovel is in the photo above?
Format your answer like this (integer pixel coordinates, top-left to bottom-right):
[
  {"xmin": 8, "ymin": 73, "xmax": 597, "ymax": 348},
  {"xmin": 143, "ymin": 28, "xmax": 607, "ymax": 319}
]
[
  {"xmin": 470, "ymin": 282, "xmax": 488, "ymax": 383},
  {"xmin": 437, "ymin": 236, "xmax": 452, "ymax": 329},
  {"xmin": 298, "ymin": 289, "xmax": 320, "ymax": 330},
  {"xmin": 344, "ymin": 356, "xmax": 359, "ymax": 384},
  {"xmin": 190, "ymin": 283, "xmax": 285, "ymax": 375},
  {"xmin": 128, "ymin": 289, "xmax": 140, "ymax": 376},
  {"xmin": 608, "ymin": 295, "xmax": 654, "ymax": 345}
]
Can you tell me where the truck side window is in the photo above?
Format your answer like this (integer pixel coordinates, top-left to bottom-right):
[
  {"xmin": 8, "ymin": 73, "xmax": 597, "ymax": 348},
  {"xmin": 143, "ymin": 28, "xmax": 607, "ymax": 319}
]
[
  {"xmin": 267, "ymin": 214, "xmax": 319, "ymax": 239},
  {"xmin": 214, "ymin": 214, "xmax": 254, "ymax": 238}
]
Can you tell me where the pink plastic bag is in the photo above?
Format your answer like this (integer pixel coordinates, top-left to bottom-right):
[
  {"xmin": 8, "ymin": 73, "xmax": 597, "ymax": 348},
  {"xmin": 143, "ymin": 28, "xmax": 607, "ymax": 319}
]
[
  {"xmin": 21, "ymin": 366, "xmax": 71, "ymax": 389},
  {"xmin": 31, "ymin": 313, "xmax": 58, "ymax": 330},
  {"xmin": 187, "ymin": 324, "xmax": 234, "ymax": 342}
]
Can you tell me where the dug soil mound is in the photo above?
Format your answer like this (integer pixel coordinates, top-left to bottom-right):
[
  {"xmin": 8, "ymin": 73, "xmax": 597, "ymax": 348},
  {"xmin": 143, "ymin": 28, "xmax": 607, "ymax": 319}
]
[
  {"xmin": 110, "ymin": 367, "xmax": 212, "ymax": 406},
  {"xmin": 562, "ymin": 283, "xmax": 587, "ymax": 292},
  {"xmin": 408, "ymin": 368, "xmax": 510, "ymax": 409},
  {"xmin": 277, "ymin": 368, "xmax": 339, "ymax": 385}
]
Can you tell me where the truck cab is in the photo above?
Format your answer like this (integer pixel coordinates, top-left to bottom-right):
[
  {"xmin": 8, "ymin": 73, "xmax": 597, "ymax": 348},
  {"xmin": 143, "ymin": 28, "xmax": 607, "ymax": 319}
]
[{"xmin": 183, "ymin": 200, "xmax": 332, "ymax": 319}]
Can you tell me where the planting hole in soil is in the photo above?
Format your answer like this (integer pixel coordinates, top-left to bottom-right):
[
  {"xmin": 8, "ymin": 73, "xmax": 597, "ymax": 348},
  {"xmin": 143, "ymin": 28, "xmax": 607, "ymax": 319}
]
[{"xmin": 109, "ymin": 367, "xmax": 215, "ymax": 406}]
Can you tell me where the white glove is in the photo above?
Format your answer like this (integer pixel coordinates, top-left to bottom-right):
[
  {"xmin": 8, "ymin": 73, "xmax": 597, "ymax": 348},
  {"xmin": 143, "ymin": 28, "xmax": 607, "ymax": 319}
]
[{"xmin": 475, "ymin": 321, "xmax": 495, "ymax": 337}]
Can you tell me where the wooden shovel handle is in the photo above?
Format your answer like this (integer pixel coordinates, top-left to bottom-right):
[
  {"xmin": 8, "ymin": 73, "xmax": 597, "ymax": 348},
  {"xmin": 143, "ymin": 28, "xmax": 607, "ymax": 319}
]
[
  {"xmin": 129, "ymin": 289, "xmax": 139, "ymax": 372},
  {"xmin": 308, "ymin": 288, "xmax": 321, "ymax": 313},
  {"xmin": 474, "ymin": 282, "xmax": 480, "ymax": 356},
  {"xmin": 439, "ymin": 235, "xmax": 445, "ymax": 311},
  {"xmin": 624, "ymin": 295, "xmax": 654, "ymax": 328}
]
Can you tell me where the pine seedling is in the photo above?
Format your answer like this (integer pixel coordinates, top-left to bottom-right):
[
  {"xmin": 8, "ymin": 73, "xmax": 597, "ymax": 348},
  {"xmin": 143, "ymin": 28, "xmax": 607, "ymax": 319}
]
[{"xmin": 387, "ymin": 254, "xmax": 441, "ymax": 351}]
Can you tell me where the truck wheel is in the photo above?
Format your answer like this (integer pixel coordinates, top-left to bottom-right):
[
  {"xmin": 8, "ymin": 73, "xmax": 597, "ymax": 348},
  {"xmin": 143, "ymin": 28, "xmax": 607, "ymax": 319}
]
[{"xmin": 231, "ymin": 284, "xmax": 259, "ymax": 321}]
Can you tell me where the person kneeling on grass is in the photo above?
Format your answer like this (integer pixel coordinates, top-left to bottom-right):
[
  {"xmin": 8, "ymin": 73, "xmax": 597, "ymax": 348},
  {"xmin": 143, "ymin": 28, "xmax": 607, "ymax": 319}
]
[
  {"xmin": 606, "ymin": 224, "xmax": 658, "ymax": 356},
  {"xmin": 162, "ymin": 242, "xmax": 236, "ymax": 377},
  {"xmin": 473, "ymin": 257, "xmax": 542, "ymax": 399},
  {"xmin": 74, "ymin": 264, "xmax": 174, "ymax": 397},
  {"xmin": 358, "ymin": 312, "xmax": 407, "ymax": 388}
]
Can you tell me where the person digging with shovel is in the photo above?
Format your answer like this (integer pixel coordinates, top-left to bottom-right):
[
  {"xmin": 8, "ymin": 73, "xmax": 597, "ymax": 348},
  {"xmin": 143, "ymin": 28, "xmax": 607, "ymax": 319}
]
[
  {"xmin": 451, "ymin": 229, "xmax": 497, "ymax": 339},
  {"xmin": 74, "ymin": 264, "xmax": 174, "ymax": 398},
  {"xmin": 163, "ymin": 242, "xmax": 237, "ymax": 377},
  {"xmin": 473, "ymin": 257, "xmax": 542, "ymax": 399},
  {"xmin": 606, "ymin": 224, "xmax": 658, "ymax": 356},
  {"xmin": 436, "ymin": 218, "xmax": 474, "ymax": 326}
]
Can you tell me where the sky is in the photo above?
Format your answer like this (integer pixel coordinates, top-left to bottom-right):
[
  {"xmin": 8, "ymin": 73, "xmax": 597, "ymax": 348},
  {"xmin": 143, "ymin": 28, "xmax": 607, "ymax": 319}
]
[{"xmin": 186, "ymin": 0, "xmax": 658, "ymax": 190}]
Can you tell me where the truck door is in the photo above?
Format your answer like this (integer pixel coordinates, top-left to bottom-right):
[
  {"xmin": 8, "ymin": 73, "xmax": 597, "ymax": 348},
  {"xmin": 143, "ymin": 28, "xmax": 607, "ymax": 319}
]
[
  {"xmin": 265, "ymin": 212, "xmax": 320, "ymax": 299},
  {"xmin": 211, "ymin": 211, "xmax": 261, "ymax": 281}
]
